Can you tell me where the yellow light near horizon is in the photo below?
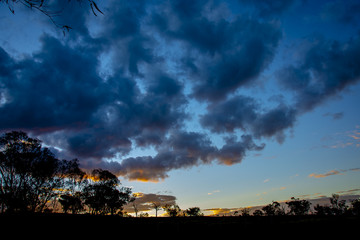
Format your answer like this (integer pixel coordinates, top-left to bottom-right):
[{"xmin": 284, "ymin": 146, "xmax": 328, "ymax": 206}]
[{"xmin": 133, "ymin": 192, "xmax": 144, "ymax": 198}]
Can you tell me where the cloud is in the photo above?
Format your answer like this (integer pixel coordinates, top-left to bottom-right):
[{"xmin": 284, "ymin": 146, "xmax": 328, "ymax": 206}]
[
  {"xmin": 216, "ymin": 135, "xmax": 265, "ymax": 165},
  {"xmin": 309, "ymin": 168, "xmax": 360, "ymax": 178},
  {"xmin": 0, "ymin": 33, "xmax": 187, "ymax": 164},
  {"xmin": 103, "ymin": 131, "xmax": 264, "ymax": 181},
  {"xmin": 323, "ymin": 112, "xmax": 344, "ymax": 120},
  {"xmin": 277, "ymin": 34, "xmax": 360, "ymax": 113},
  {"xmin": 123, "ymin": 192, "xmax": 177, "ymax": 213},
  {"xmin": 150, "ymin": 0, "xmax": 282, "ymax": 102},
  {"xmin": 238, "ymin": 0, "xmax": 296, "ymax": 18},
  {"xmin": 0, "ymin": 35, "xmax": 105, "ymax": 131},
  {"xmin": 208, "ymin": 190, "xmax": 220, "ymax": 195},
  {"xmin": 200, "ymin": 96, "xmax": 296, "ymax": 143},
  {"xmin": 203, "ymin": 208, "xmax": 239, "ymax": 216},
  {"xmin": 1, "ymin": 0, "xmax": 360, "ymax": 183},
  {"xmin": 316, "ymin": 126, "xmax": 360, "ymax": 149},
  {"xmin": 321, "ymin": 0, "xmax": 360, "ymax": 26}
]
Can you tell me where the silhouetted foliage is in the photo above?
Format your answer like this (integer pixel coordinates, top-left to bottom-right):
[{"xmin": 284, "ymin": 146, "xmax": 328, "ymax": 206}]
[
  {"xmin": 185, "ymin": 207, "xmax": 203, "ymax": 217},
  {"xmin": 59, "ymin": 193, "xmax": 83, "ymax": 214},
  {"xmin": 286, "ymin": 197, "xmax": 311, "ymax": 215},
  {"xmin": 350, "ymin": 198, "xmax": 360, "ymax": 215},
  {"xmin": 253, "ymin": 209, "xmax": 264, "ymax": 216},
  {"xmin": 0, "ymin": 131, "xmax": 132, "ymax": 215},
  {"xmin": 314, "ymin": 194, "xmax": 351, "ymax": 216},
  {"xmin": 82, "ymin": 169, "xmax": 132, "ymax": 215},
  {"xmin": 0, "ymin": 0, "xmax": 102, "ymax": 32},
  {"xmin": 0, "ymin": 131, "xmax": 71, "ymax": 213},
  {"xmin": 240, "ymin": 207, "xmax": 250, "ymax": 216},
  {"xmin": 261, "ymin": 201, "xmax": 285, "ymax": 216},
  {"xmin": 163, "ymin": 204, "xmax": 182, "ymax": 217},
  {"xmin": 329, "ymin": 194, "xmax": 347, "ymax": 215}
]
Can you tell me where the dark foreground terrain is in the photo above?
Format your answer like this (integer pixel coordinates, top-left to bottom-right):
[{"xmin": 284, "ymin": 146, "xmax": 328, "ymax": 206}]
[{"xmin": 1, "ymin": 214, "xmax": 359, "ymax": 237}]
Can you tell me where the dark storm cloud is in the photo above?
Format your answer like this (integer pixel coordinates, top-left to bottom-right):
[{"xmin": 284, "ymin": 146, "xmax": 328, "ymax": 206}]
[
  {"xmin": 217, "ymin": 135, "xmax": 265, "ymax": 165},
  {"xmin": 278, "ymin": 34, "xmax": 360, "ymax": 113},
  {"xmin": 106, "ymin": 131, "xmax": 263, "ymax": 181},
  {"xmin": 251, "ymin": 104, "xmax": 296, "ymax": 143},
  {"xmin": 150, "ymin": 0, "xmax": 282, "ymax": 102},
  {"xmin": 2, "ymin": 0, "xmax": 358, "ymax": 182},
  {"xmin": 200, "ymin": 96, "xmax": 258, "ymax": 133},
  {"xmin": 99, "ymin": 0, "xmax": 154, "ymax": 76},
  {"xmin": 0, "ymin": 32, "xmax": 186, "ymax": 162},
  {"xmin": 0, "ymin": 35, "xmax": 104, "ymax": 130},
  {"xmin": 200, "ymin": 96, "xmax": 297, "ymax": 143},
  {"xmin": 238, "ymin": 0, "xmax": 296, "ymax": 18},
  {"xmin": 321, "ymin": 0, "xmax": 360, "ymax": 26}
]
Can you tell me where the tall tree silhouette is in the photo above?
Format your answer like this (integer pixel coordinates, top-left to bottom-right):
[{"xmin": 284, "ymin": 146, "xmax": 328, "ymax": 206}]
[
  {"xmin": 82, "ymin": 169, "xmax": 132, "ymax": 215},
  {"xmin": 0, "ymin": 131, "xmax": 68, "ymax": 213}
]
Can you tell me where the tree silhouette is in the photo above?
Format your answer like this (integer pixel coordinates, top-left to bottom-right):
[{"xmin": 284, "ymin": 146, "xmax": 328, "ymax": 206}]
[
  {"xmin": 59, "ymin": 193, "xmax": 83, "ymax": 214},
  {"xmin": 151, "ymin": 202, "xmax": 161, "ymax": 217},
  {"xmin": 261, "ymin": 201, "xmax": 285, "ymax": 216},
  {"xmin": 253, "ymin": 209, "xmax": 264, "ymax": 216},
  {"xmin": 163, "ymin": 204, "xmax": 181, "ymax": 217},
  {"xmin": 286, "ymin": 197, "xmax": 311, "ymax": 215},
  {"xmin": 329, "ymin": 194, "xmax": 347, "ymax": 215},
  {"xmin": 240, "ymin": 207, "xmax": 250, "ymax": 216},
  {"xmin": 314, "ymin": 194, "xmax": 349, "ymax": 216},
  {"xmin": 350, "ymin": 198, "xmax": 360, "ymax": 215},
  {"xmin": 185, "ymin": 207, "xmax": 203, "ymax": 217},
  {"xmin": 82, "ymin": 169, "xmax": 132, "ymax": 215},
  {"xmin": 0, "ymin": 131, "xmax": 73, "ymax": 213}
]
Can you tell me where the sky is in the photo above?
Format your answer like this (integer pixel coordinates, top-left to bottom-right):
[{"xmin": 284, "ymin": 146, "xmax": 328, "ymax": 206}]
[{"xmin": 0, "ymin": 0, "xmax": 360, "ymax": 216}]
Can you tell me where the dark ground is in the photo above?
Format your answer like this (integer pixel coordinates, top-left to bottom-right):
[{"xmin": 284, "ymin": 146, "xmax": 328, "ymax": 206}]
[{"xmin": 1, "ymin": 214, "xmax": 359, "ymax": 237}]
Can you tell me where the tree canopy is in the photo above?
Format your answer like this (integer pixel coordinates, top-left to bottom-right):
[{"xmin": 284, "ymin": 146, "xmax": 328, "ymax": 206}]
[{"xmin": 0, "ymin": 131, "xmax": 132, "ymax": 214}]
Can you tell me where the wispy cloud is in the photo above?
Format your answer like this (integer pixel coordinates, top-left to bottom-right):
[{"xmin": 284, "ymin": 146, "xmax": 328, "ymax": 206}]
[
  {"xmin": 309, "ymin": 170, "xmax": 342, "ymax": 178},
  {"xmin": 323, "ymin": 112, "xmax": 344, "ymax": 120},
  {"xmin": 309, "ymin": 168, "xmax": 360, "ymax": 178},
  {"xmin": 314, "ymin": 126, "xmax": 360, "ymax": 150},
  {"xmin": 208, "ymin": 190, "xmax": 220, "ymax": 195}
]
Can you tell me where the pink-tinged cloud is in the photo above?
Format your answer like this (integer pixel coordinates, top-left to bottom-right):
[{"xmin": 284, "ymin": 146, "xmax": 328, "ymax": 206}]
[{"xmin": 309, "ymin": 168, "xmax": 360, "ymax": 178}]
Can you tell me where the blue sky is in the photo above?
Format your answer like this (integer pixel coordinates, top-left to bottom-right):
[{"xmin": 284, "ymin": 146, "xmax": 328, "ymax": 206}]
[{"xmin": 0, "ymin": 0, "xmax": 359, "ymax": 215}]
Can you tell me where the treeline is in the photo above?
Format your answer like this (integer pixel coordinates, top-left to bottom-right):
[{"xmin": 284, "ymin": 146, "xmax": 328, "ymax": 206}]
[
  {"xmin": 0, "ymin": 131, "xmax": 133, "ymax": 215},
  {"xmin": 249, "ymin": 195, "xmax": 360, "ymax": 217},
  {"xmin": 156, "ymin": 195, "xmax": 360, "ymax": 217}
]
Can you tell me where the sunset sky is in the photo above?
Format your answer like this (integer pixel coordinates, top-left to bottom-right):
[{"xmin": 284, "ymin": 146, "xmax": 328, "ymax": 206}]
[{"xmin": 0, "ymin": 0, "xmax": 359, "ymax": 215}]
